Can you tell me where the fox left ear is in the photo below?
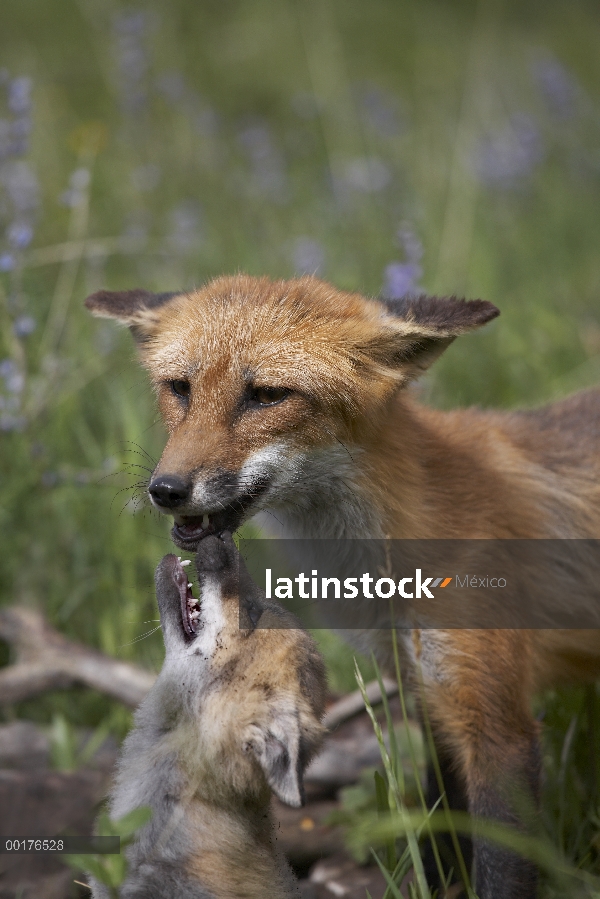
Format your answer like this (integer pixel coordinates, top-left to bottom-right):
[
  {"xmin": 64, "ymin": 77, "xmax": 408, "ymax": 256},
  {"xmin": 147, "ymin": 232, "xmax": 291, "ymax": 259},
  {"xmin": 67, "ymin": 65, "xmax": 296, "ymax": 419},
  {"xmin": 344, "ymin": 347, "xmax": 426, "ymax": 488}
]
[
  {"xmin": 243, "ymin": 710, "xmax": 304, "ymax": 808},
  {"xmin": 361, "ymin": 294, "xmax": 499, "ymax": 382},
  {"xmin": 84, "ymin": 289, "xmax": 180, "ymax": 342}
]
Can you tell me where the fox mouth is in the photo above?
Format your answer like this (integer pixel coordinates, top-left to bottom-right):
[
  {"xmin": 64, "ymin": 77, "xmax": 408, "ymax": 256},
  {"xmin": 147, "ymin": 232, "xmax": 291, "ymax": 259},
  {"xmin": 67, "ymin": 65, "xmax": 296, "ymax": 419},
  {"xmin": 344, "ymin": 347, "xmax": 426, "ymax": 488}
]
[
  {"xmin": 172, "ymin": 556, "xmax": 200, "ymax": 639},
  {"xmin": 172, "ymin": 509, "xmax": 243, "ymax": 550},
  {"xmin": 171, "ymin": 483, "xmax": 270, "ymax": 550}
]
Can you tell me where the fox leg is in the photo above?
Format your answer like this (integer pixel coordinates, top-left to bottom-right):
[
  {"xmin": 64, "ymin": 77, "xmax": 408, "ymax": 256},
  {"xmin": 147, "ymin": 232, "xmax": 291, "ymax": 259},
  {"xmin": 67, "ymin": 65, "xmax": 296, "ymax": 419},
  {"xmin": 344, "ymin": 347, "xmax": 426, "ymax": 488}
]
[
  {"xmin": 413, "ymin": 629, "xmax": 540, "ymax": 899},
  {"xmin": 466, "ymin": 733, "xmax": 540, "ymax": 899}
]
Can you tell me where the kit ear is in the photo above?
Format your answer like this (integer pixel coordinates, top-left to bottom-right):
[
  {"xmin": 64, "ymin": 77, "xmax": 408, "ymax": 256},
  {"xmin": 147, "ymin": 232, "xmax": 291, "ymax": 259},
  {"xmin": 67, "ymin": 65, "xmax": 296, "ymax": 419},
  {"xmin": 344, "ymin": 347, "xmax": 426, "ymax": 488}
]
[
  {"xmin": 84, "ymin": 289, "xmax": 180, "ymax": 342},
  {"xmin": 360, "ymin": 294, "xmax": 500, "ymax": 382},
  {"xmin": 243, "ymin": 707, "xmax": 305, "ymax": 808}
]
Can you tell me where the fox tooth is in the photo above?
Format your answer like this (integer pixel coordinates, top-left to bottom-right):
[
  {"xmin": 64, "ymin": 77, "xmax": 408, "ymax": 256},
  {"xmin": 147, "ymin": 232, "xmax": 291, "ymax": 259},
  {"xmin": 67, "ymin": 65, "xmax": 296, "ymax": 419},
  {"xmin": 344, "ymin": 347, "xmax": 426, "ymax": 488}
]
[
  {"xmin": 181, "ymin": 559, "xmax": 191, "ymax": 567},
  {"xmin": 188, "ymin": 583, "xmax": 193, "ymax": 589},
  {"xmin": 202, "ymin": 514, "xmax": 209, "ymax": 529}
]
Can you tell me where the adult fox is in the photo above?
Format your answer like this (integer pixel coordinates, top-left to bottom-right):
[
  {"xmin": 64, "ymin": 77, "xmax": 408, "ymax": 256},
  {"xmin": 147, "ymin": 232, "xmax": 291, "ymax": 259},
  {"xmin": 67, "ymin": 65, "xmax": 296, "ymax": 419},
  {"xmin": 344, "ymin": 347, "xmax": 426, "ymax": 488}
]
[{"xmin": 87, "ymin": 275, "xmax": 600, "ymax": 899}]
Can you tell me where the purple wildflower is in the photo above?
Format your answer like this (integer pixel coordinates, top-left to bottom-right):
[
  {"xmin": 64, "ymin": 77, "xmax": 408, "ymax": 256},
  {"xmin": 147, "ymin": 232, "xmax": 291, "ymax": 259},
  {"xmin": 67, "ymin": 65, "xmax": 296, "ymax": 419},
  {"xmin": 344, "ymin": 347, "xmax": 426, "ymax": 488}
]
[
  {"xmin": 156, "ymin": 72, "xmax": 218, "ymax": 139},
  {"xmin": 0, "ymin": 413, "xmax": 26, "ymax": 432},
  {"xmin": 238, "ymin": 122, "xmax": 288, "ymax": 200},
  {"xmin": 165, "ymin": 201, "xmax": 203, "ymax": 254},
  {"xmin": 0, "ymin": 359, "xmax": 24, "ymax": 393},
  {"xmin": 113, "ymin": 11, "xmax": 150, "ymax": 115},
  {"xmin": 290, "ymin": 237, "xmax": 325, "ymax": 276},
  {"xmin": 475, "ymin": 114, "xmax": 544, "ymax": 188},
  {"xmin": 10, "ymin": 116, "xmax": 32, "ymax": 141},
  {"xmin": 357, "ymin": 83, "xmax": 403, "ymax": 137},
  {"xmin": 7, "ymin": 221, "xmax": 33, "ymax": 249},
  {"xmin": 13, "ymin": 315, "xmax": 36, "ymax": 337},
  {"xmin": 60, "ymin": 168, "xmax": 90, "ymax": 207},
  {"xmin": 8, "ymin": 78, "xmax": 32, "ymax": 115},
  {"xmin": 0, "ymin": 119, "xmax": 11, "ymax": 159},
  {"xmin": 382, "ymin": 224, "xmax": 423, "ymax": 299},
  {"xmin": 5, "ymin": 370, "xmax": 24, "ymax": 393},
  {"xmin": 0, "ymin": 358, "xmax": 16, "ymax": 379},
  {"xmin": 0, "ymin": 253, "xmax": 14, "ymax": 271},
  {"xmin": 397, "ymin": 225, "xmax": 423, "ymax": 264},
  {"xmin": 532, "ymin": 58, "xmax": 580, "ymax": 120},
  {"xmin": 382, "ymin": 262, "xmax": 422, "ymax": 300},
  {"xmin": 2, "ymin": 161, "xmax": 39, "ymax": 213},
  {"xmin": 156, "ymin": 71, "xmax": 186, "ymax": 104}
]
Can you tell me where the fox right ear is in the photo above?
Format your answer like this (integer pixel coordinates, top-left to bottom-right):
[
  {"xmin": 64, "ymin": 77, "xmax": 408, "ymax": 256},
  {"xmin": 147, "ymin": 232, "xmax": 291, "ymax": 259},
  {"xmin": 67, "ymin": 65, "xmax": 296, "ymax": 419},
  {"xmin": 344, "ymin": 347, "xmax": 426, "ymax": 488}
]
[
  {"xmin": 84, "ymin": 289, "xmax": 179, "ymax": 342},
  {"xmin": 359, "ymin": 294, "xmax": 500, "ymax": 383}
]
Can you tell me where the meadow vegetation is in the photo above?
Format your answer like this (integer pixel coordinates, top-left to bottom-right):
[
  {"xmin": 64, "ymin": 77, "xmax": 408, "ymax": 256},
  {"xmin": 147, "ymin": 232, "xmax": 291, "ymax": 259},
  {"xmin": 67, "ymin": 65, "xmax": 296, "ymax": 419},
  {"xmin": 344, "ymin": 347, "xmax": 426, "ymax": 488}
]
[{"xmin": 1, "ymin": 0, "xmax": 600, "ymax": 893}]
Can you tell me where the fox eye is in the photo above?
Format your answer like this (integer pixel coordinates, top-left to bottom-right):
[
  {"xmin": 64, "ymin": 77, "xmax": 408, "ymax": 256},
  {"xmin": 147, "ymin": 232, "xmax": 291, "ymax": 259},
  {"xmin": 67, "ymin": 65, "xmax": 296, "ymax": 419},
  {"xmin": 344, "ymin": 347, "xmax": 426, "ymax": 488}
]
[
  {"xmin": 249, "ymin": 385, "xmax": 289, "ymax": 406},
  {"xmin": 170, "ymin": 379, "xmax": 191, "ymax": 399}
]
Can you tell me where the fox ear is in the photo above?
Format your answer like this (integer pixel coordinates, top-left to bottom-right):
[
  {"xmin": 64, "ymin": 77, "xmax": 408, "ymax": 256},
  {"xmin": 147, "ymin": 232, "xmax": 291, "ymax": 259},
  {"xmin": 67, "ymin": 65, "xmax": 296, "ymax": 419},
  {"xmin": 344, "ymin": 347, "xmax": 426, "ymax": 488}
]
[
  {"xmin": 243, "ymin": 710, "xmax": 304, "ymax": 808},
  {"xmin": 84, "ymin": 289, "xmax": 179, "ymax": 342},
  {"xmin": 361, "ymin": 294, "xmax": 499, "ymax": 382}
]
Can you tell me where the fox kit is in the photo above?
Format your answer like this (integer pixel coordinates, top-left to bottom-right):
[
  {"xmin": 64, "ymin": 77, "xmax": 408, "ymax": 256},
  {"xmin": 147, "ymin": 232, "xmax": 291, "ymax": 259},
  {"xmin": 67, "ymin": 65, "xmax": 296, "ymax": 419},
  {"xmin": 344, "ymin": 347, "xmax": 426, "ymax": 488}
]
[
  {"xmin": 90, "ymin": 532, "xmax": 326, "ymax": 899},
  {"xmin": 87, "ymin": 275, "xmax": 600, "ymax": 898}
]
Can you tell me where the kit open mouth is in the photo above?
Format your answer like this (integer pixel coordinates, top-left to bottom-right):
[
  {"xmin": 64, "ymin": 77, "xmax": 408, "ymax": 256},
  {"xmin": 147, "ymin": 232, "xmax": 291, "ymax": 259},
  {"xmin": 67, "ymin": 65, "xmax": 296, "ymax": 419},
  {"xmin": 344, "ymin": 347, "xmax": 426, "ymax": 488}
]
[{"xmin": 172, "ymin": 556, "xmax": 200, "ymax": 639}]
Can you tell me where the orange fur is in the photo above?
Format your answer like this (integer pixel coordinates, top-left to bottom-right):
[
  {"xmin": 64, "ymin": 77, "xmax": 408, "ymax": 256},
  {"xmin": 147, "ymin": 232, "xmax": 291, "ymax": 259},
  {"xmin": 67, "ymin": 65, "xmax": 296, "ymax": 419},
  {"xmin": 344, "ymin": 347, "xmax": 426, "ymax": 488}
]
[{"xmin": 86, "ymin": 274, "xmax": 600, "ymax": 898}]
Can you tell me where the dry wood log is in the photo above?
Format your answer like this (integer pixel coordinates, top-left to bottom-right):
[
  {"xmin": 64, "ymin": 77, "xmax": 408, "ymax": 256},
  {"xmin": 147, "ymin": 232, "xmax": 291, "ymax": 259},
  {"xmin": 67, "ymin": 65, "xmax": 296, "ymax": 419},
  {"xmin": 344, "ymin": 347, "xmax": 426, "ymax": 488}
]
[
  {"xmin": 0, "ymin": 604, "xmax": 397, "ymax": 722},
  {"xmin": 305, "ymin": 730, "xmax": 385, "ymax": 790},
  {"xmin": 308, "ymin": 852, "xmax": 389, "ymax": 898},
  {"xmin": 0, "ymin": 606, "xmax": 156, "ymax": 708},
  {"xmin": 0, "ymin": 720, "xmax": 50, "ymax": 769},
  {"xmin": 323, "ymin": 677, "xmax": 398, "ymax": 731}
]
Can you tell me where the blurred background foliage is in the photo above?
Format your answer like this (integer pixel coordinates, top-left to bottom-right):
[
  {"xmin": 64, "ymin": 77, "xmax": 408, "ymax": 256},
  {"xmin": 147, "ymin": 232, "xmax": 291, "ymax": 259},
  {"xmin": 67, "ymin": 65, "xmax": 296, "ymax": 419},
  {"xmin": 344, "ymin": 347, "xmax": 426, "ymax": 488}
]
[{"xmin": 1, "ymin": 0, "xmax": 600, "ymax": 884}]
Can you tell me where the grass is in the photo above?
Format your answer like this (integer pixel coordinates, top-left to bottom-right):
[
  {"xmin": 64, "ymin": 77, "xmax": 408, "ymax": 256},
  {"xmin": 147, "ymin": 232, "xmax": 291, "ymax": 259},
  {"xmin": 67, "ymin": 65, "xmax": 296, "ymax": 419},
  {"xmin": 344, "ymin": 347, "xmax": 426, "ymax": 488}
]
[
  {"xmin": 0, "ymin": 0, "xmax": 600, "ymax": 893},
  {"xmin": 339, "ymin": 648, "xmax": 600, "ymax": 897}
]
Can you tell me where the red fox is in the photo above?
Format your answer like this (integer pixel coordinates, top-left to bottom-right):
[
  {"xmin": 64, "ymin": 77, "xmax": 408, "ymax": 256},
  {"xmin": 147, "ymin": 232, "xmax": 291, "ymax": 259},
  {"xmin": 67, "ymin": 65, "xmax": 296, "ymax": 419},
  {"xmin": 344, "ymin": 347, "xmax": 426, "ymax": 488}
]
[
  {"xmin": 90, "ymin": 531, "xmax": 326, "ymax": 899},
  {"xmin": 86, "ymin": 275, "xmax": 600, "ymax": 898}
]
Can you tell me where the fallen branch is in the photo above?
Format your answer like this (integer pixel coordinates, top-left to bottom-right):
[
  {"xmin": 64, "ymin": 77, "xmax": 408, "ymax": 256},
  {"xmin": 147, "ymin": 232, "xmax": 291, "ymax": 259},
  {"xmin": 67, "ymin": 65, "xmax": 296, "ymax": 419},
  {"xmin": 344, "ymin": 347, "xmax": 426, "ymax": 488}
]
[
  {"xmin": 0, "ymin": 606, "xmax": 156, "ymax": 708},
  {"xmin": 323, "ymin": 677, "xmax": 398, "ymax": 731},
  {"xmin": 0, "ymin": 605, "xmax": 398, "ymax": 721}
]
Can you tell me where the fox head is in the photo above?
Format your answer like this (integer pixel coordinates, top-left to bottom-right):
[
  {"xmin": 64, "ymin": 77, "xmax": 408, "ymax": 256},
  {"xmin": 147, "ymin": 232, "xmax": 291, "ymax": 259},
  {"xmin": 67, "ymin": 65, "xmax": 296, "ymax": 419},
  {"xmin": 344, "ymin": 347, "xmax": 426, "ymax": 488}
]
[{"xmin": 86, "ymin": 274, "xmax": 498, "ymax": 545}]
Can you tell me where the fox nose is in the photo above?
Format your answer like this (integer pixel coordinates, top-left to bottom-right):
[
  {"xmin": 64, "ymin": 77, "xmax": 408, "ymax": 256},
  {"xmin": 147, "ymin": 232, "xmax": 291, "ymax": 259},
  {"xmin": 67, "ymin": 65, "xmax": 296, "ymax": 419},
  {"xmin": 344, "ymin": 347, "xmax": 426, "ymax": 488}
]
[{"xmin": 148, "ymin": 475, "xmax": 191, "ymax": 509}]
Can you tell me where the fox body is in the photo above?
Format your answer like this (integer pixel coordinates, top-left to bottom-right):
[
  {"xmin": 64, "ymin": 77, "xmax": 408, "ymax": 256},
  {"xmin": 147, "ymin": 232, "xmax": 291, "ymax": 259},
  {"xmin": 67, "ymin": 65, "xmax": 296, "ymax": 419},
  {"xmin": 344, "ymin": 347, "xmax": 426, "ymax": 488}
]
[
  {"xmin": 87, "ymin": 275, "xmax": 600, "ymax": 898},
  {"xmin": 90, "ymin": 532, "xmax": 326, "ymax": 899}
]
